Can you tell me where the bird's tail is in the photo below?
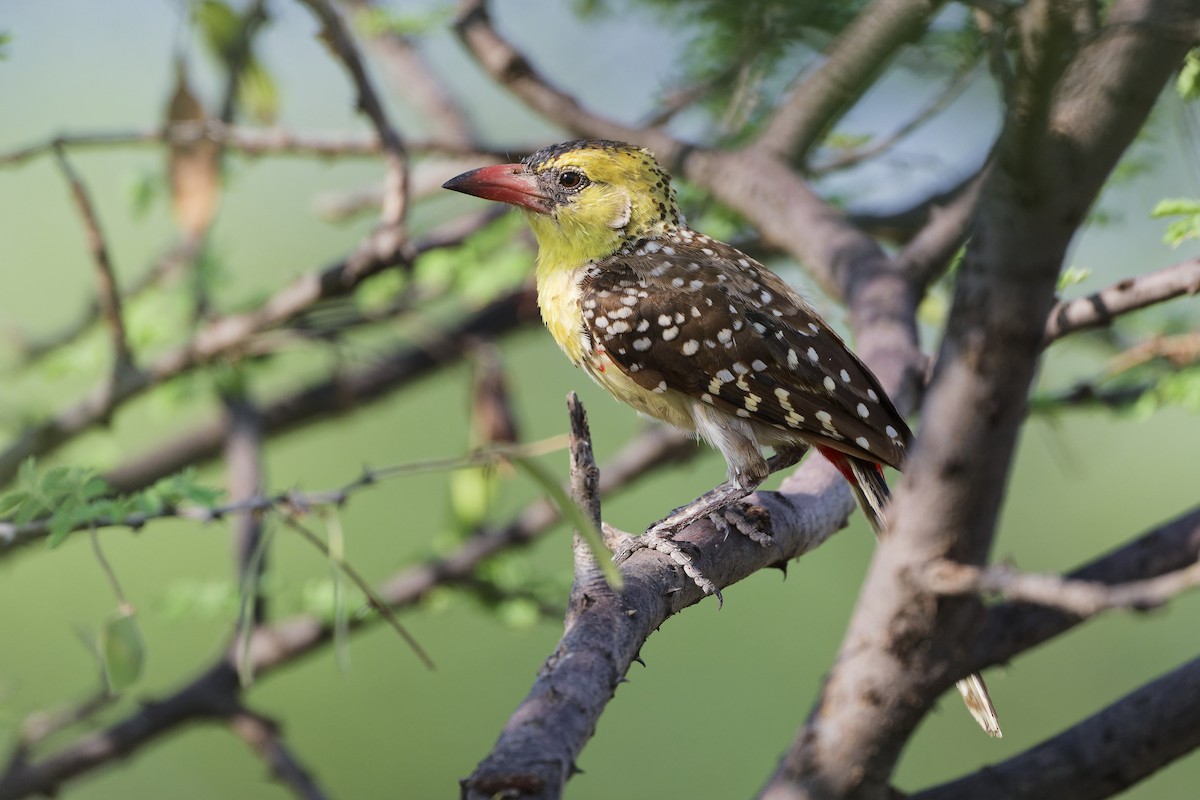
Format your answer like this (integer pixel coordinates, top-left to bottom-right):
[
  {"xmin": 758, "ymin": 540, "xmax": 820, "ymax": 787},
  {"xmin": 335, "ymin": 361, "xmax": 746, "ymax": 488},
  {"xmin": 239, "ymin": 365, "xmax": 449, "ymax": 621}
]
[{"xmin": 819, "ymin": 446, "xmax": 1003, "ymax": 738}]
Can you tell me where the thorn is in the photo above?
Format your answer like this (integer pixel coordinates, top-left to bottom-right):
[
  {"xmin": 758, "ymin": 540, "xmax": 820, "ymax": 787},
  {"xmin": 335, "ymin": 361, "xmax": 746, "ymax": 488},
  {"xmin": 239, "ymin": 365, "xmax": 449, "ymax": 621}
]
[{"xmin": 634, "ymin": 655, "xmax": 647, "ymax": 667}]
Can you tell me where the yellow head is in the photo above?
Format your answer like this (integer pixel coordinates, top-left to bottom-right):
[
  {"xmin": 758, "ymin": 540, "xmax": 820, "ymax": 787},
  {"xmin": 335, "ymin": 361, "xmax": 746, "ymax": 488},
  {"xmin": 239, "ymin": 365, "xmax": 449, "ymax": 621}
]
[{"xmin": 443, "ymin": 140, "xmax": 682, "ymax": 268}]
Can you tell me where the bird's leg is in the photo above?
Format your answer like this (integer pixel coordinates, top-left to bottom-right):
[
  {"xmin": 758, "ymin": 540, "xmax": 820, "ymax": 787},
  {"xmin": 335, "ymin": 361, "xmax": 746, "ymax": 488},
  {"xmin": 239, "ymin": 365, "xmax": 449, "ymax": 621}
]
[{"xmin": 612, "ymin": 445, "xmax": 808, "ymax": 604}]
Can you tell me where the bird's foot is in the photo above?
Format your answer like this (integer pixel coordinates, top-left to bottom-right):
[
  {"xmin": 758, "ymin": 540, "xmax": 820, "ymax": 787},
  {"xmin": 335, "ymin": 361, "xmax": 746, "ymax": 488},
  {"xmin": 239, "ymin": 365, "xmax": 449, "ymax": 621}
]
[{"xmin": 612, "ymin": 501, "xmax": 775, "ymax": 609}]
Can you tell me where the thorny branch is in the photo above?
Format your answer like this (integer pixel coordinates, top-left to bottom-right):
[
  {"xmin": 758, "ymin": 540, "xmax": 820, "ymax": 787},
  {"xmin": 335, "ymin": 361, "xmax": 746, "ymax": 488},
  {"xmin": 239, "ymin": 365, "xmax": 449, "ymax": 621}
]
[
  {"xmin": 0, "ymin": 419, "xmax": 699, "ymax": 799},
  {"xmin": 4, "ymin": 0, "xmax": 1200, "ymax": 797}
]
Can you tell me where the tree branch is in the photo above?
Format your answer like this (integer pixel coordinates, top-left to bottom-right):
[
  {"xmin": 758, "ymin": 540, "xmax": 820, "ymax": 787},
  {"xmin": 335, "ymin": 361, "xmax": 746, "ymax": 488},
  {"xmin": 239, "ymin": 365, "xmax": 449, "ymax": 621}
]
[
  {"xmin": 760, "ymin": 3, "xmax": 1197, "ymax": 796},
  {"xmin": 914, "ymin": 656, "xmax": 1200, "ymax": 800},
  {"xmin": 298, "ymin": 0, "xmax": 409, "ymax": 254},
  {"xmin": 0, "ymin": 420, "xmax": 700, "ymax": 798},
  {"xmin": 462, "ymin": 394, "xmax": 614, "ymax": 799},
  {"xmin": 224, "ymin": 394, "xmax": 268, "ymax": 625},
  {"xmin": 1044, "ymin": 257, "xmax": 1200, "ymax": 342},
  {"xmin": 50, "ymin": 145, "xmax": 134, "ymax": 378},
  {"xmin": 100, "ymin": 281, "xmax": 536, "ymax": 497},
  {"xmin": 810, "ymin": 56, "xmax": 981, "ymax": 175},
  {"xmin": 452, "ymin": 0, "xmax": 648, "ymax": 147},
  {"xmin": 922, "ymin": 557, "xmax": 1200, "ymax": 618},
  {"xmin": 340, "ymin": 0, "xmax": 477, "ymax": 149},
  {"xmin": 973, "ymin": 505, "xmax": 1200, "ymax": 672},
  {"xmin": 0, "ymin": 204, "xmax": 511, "ymax": 487},
  {"xmin": 227, "ymin": 707, "xmax": 330, "ymax": 800},
  {"xmin": 755, "ymin": 0, "xmax": 946, "ymax": 163}
]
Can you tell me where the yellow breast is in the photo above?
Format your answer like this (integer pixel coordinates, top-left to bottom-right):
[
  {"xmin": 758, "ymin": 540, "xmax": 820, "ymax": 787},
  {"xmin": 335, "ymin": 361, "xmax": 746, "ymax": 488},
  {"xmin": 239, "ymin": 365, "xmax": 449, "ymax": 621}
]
[{"xmin": 535, "ymin": 259, "xmax": 588, "ymax": 366}]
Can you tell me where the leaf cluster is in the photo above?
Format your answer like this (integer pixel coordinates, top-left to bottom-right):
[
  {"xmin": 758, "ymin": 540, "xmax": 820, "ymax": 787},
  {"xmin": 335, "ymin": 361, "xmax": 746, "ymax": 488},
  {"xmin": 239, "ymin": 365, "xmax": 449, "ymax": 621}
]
[{"xmin": 0, "ymin": 462, "xmax": 223, "ymax": 548}]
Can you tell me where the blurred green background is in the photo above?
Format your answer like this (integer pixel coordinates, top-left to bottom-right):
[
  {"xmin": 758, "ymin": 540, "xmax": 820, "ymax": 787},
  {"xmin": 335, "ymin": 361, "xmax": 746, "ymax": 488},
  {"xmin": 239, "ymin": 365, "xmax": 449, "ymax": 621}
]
[{"xmin": 1, "ymin": 2, "xmax": 1198, "ymax": 798}]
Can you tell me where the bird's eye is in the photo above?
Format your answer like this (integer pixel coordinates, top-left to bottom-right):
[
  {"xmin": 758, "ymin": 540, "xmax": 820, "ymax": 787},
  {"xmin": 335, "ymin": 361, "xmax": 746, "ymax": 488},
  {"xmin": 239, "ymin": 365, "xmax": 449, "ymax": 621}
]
[{"xmin": 558, "ymin": 170, "xmax": 585, "ymax": 189}]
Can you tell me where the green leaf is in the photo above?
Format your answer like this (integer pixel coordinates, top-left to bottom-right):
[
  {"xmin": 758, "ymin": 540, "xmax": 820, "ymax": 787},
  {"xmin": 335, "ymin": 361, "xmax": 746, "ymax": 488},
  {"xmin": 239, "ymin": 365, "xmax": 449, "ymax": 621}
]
[
  {"xmin": 1057, "ymin": 266, "xmax": 1091, "ymax": 291},
  {"xmin": 1151, "ymin": 197, "xmax": 1200, "ymax": 247},
  {"xmin": 18, "ymin": 458, "xmax": 37, "ymax": 491},
  {"xmin": 195, "ymin": 0, "xmax": 242, "ymax": 62},
  {"xmin": 0, "ymin": 31, "xmax": 11, "ymax": 60},
  {"xmin": 1151, "ymin": 198, "xmax": 1200, "ymax": 217},
  {"xmin": 126, "ymin": 170, "xmax": 162, "ymax": 219},
  {"xmin": 510, "ymin": 455, "xmax": 623, "ymax": 590},
  {"xmin": 40, "ymin": 466, "xmax": 72, "ymax": 496},
  {"xmin": 0, "ymin": 490, "xmax": 29, "ymax": 517},
  {"xmin": 101, "ymin": 610, "xmax": 145, "ymax": 692},
  {"xmin": 449, "ymin": 466, "xmax": 497, "ymax": 531}
]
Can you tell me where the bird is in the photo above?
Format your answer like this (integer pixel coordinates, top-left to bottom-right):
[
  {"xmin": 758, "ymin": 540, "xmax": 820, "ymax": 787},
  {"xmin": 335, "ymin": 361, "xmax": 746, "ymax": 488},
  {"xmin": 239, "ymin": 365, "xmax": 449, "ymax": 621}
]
[{"xmin": 443, "ymin": 139, "xmax": 1000, "ymax": 737}]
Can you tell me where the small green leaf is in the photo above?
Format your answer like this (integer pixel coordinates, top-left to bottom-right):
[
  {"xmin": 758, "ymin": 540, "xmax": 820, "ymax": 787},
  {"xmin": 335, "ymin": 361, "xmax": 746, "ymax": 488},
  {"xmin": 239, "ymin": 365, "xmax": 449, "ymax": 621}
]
[
  {"xmin": 195, "ymin": 0, "xmax": 242, "ymax": 62},
  {"xmin": 18, "ymin": 458, "xmax": 37, "ymax": 491},
  {"xmin": 101, "ymin": 609, "xmax": 145, "ymax": 692},
  {"xmin": 40, "ymin": 466, "xmax": 72, "ymax": 496},
  {"xmin": 126, "ymin": 170, "xmax": 162, "ymax": 219},
  {"xmin": 0, "ymin": 490, "xmax": 29, "ymax": 517},
  {"xmin": 1151, "ymin": 198, "xmax": 1200, "ymax": 217},
  {"xmin": 1151, "ymin": 197, "xmax": 1200, "ymax": 247},
  {"xmin": 1057, "ymin": 266, "xmax": 1091, "ymax": 291},
  {"xmin": 510, "ymin": 455, "xmax": 623, "ymax": 590},
  {"xmin": 449, "ymin": 466, "xmax": 497, "ymax": 530},
  {"xmin": 83, "ymin": 476, "xmax": 110, "ymax": 500}
]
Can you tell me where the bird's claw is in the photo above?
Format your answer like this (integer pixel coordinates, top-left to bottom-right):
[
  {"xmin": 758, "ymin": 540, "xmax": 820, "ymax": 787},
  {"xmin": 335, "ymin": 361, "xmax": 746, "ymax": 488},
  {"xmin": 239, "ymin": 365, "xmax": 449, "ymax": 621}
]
[{"xmin": 611, "ymin": 502, "xmax": 775, "ymax": 608}]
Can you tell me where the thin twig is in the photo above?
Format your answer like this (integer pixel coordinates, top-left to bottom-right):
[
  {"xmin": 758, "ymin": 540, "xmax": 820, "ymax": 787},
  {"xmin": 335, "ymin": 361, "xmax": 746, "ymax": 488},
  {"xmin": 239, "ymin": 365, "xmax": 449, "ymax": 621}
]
[
  {"xmin": 754, "ymin": 0, "xmax": 946, "ymax": 163},
  {"xmin": 922, "ymin": 558, "xmax": 1200, "ymax": 617},
  {"xmin": 227, "ymin": 708, "xmax": 330, "ymax": 800},
  {"xmin": 340, "ymin": 0, "xmax": 477, "ymax": 148},
  {"xmin": 224, "ymin": 394, "xmax": 268, "ymax": 625},
  {"xmin": 299, "ymin": 0, "xmax": 409, "ymax": 252},
  {"xmin": 0, "ymin": 204, "xmax": 509, "ymax": 487},
  {"xmin": 453, "ymin": 0, "xmax": 653, "ymax": 147},
  {"xmin": 50, "ymin": 145, "xmax": 134, "ymax": 378},
  {"xmin": 0, "ymin": 123, "xmax": 523, "ymax": 168},
  {"xmin": 0, "ymin": 425, "xmax": 700, "ymax": 799},
  {"xmin": 811, "ymin": 57, "xmax": 982, "ymax": 175},
  {"xmin": 463, "ymin": 394, "xmax": 618, "ymax": 799},
  {"xmin": 11, "ymin": 238, "xmax": 203, "ymax": 368},
  {"xmin": 1, "ymin": 434, "xmax": 571, "ymax": 553}
]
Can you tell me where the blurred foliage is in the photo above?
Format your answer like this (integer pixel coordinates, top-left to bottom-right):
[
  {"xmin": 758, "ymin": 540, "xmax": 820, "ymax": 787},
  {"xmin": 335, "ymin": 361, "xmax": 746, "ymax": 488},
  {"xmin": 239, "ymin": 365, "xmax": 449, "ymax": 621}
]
[
  {"xmin": 1177, "ymin": 48, "xmax": 1200, "ymax": 100},
  {"xmin": 578, "ymin": 0, "xmax": 981, "ymax": 140},
  {"xmin": 354, "ymin": 5, "xmax": 455, "ymax": 38},
  {"xmin": 101, "ymin": 608, "xmax": 145, "ymax": 692},
  {"xmin": 1152, "ymin": 197, "xmax": 1200, "ymax": 247},
  {"xmin": 193, "ymin": 0, "xmax": 278, "ymax": 123},
  {"xmin": 0, "ymin": 462, "xmax": 222, "ymax": 547}
]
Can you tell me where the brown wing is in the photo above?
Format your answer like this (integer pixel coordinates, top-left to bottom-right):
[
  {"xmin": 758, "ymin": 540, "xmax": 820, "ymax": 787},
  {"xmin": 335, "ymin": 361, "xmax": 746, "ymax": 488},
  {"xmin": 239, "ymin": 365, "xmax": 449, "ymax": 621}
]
[{"xmin": 580, "ymin": 231, "xmax": 910, "ymax": 468}]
